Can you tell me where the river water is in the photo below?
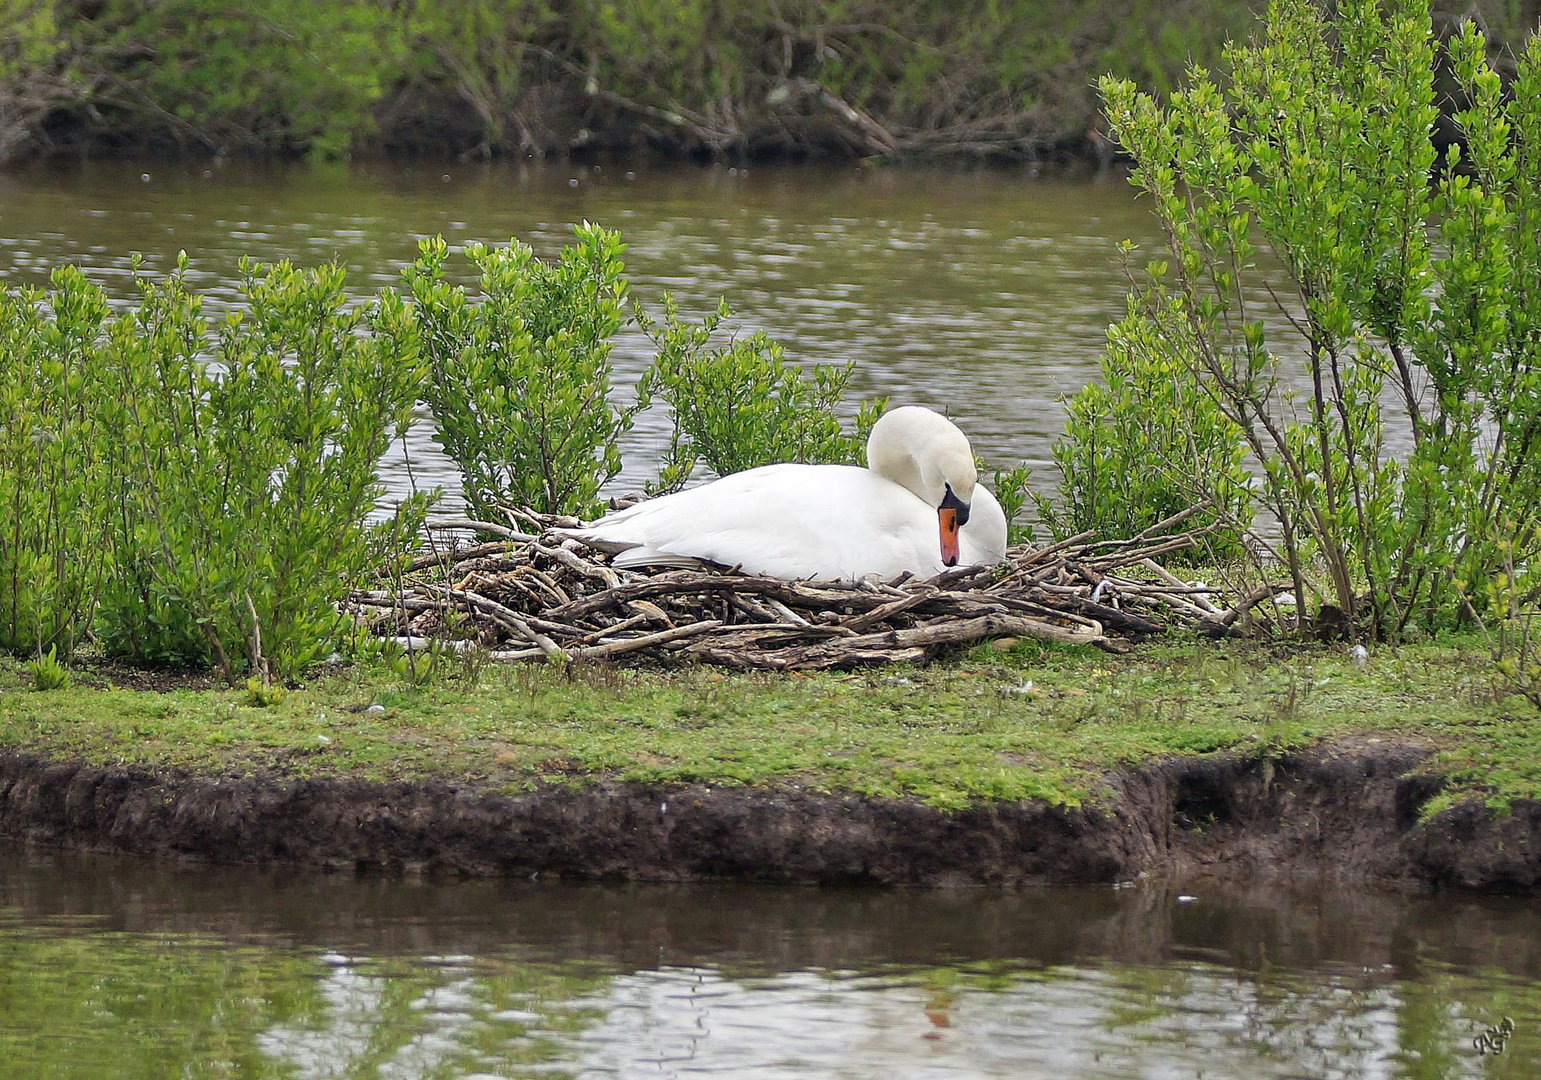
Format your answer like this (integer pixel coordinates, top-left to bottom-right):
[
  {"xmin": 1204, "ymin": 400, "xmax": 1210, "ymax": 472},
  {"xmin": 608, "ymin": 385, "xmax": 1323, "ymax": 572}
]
[
  {"xmin": 3, "ymin": 160, "xmax": 1535, "ymax": 1076},
  {"xmin": 0, "ymin": 157, "xmax": 1162, "ymax": 501},
  {"xmin": 3, "ymin": 841, "xmax": 1540, "ymax": 1079}
]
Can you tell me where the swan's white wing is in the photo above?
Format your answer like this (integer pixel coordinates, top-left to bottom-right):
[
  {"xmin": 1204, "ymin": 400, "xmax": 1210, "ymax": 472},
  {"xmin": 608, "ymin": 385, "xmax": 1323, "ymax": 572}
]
[
  {"xmin": 611, "ymin": 550, "xmax": 712, "ymax": 570},
  {"xmin": 566, "ymin": 465, "xmax": 1008, "ymax": 580},
  {"xmin": 570, "ymin": 463, "xmax": 946, "ymax": 580}
]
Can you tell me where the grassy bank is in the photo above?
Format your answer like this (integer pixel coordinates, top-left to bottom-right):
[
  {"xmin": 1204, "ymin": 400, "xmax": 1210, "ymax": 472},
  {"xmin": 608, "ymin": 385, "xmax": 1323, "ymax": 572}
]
[{"xmin": 1, "ymin": 637, "xmax": 1534, "ymax": 817}]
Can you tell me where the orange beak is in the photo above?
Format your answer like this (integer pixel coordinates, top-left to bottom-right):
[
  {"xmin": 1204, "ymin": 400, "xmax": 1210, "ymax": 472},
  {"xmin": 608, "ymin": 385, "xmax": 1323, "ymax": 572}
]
[{"xmin": 939, "ymin": 507, "xmax": 960, "ymax": 566}]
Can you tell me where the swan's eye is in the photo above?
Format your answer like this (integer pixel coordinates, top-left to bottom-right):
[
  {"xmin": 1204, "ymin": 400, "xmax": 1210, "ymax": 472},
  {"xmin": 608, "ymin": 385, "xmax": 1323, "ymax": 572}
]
[{"xmin": 940, "ymin": 484, "xmax": 971, "ymax": 527}]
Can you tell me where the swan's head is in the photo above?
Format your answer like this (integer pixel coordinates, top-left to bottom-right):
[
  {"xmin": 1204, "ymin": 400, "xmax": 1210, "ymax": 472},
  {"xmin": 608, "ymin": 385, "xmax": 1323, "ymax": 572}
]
[{"xmin": 867, "ymin": 405, "xmax": 979, "ymax": 567}]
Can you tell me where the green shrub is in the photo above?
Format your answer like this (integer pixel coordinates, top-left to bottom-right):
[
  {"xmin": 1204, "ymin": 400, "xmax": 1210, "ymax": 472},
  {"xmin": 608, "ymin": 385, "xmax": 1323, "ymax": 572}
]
[
  {"xmin": 0, "ymin": 267, "xmax": 114, "ymax": 659},
  {"xmin": 1484, "ymin": 526, "xmax": 1541, "ymax": 712},
  {"xmin": 96, "ymin": 255, "xmax": 428, "ymax": 681},
  {"xmin": 1097, "ymin": 0, "xmax": 1541, "ymax": 639},
  {"xmin": 80, "ymin": 0, "xmax": 402, "ymax": 157},
  {"xmin": 1037, "ymin": 296, "xmax": 1252, "ymax": 559},
  {"xmin": 636, "ymin": 295, "xmax": 883, "ymax": 489},
  {"xmin": 0, "ymin": 0, "xmax": 65, "ymax": 161},
  {"xmin": 405, "ymin": 224, "xmax": 637, "ymax": 518},
  {"xmin": 243, "ymin": 675, "xmax": 288, "ymax": 708},
  {"xmin": 988, "ymin": 462, "xmax": 1034, "ymax": 546},
  {"xmin": 25, "ymin": 645, "xmax": 70, "ymax": 691}
]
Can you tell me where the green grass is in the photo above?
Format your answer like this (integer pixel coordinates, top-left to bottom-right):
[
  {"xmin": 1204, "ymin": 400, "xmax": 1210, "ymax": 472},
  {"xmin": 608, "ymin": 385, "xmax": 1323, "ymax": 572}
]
[{"xmin": 0, "ymin": 636, "xmax": 1535, "ymax": 813}]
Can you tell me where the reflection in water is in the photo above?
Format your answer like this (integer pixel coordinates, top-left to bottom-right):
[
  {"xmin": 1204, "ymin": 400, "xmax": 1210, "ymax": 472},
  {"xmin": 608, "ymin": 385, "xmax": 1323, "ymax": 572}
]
[{"xmin": 2, "ymin": 842, "xmax": 1540, "ymax": 1078}]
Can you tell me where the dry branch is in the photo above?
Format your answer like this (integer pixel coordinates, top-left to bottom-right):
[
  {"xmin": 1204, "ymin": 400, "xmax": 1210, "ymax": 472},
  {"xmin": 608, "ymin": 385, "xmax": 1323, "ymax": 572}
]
[{"xmin": 351, "ymin": 509, "xmax": 1241, "ymax": 671}]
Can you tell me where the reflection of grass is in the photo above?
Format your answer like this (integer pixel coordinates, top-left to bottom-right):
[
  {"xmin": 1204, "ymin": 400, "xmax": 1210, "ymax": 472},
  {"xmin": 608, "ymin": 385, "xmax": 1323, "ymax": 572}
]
[
  {"xmin": 0, "ymin": 930, "xmax": 612, "ymax": 1080},
  {"xmin": 1087, "ymin": 959, "xmax": 1541, "ymax": 1079},
  {"xmin": 0, "ymin": 636, "xmax": 1536, "ymax": 812},
  {"xmin": 0, "ymin": 931, "xmax": 321, "ymax": 1078},
  {"xmin": 7, "ymin": 921, "xmax": 1541, "ymax": 1078}
]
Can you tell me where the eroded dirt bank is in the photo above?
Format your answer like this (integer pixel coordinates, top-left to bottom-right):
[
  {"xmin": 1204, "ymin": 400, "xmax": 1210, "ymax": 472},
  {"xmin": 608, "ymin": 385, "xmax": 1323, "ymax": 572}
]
[{"xmin": 0, "ymin": 739, "xmax": 1536, "ymax": 890}]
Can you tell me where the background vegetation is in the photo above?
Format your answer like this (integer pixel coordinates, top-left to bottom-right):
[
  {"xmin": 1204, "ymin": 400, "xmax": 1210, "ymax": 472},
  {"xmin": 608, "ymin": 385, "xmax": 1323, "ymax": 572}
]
[{"xmin": 0, "ymin": 1, "xmax": 1535, "ymax": 165}]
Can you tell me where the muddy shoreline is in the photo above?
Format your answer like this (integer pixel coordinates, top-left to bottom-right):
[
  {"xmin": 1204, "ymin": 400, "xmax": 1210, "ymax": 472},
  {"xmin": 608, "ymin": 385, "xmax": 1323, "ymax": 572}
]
[{"xmin": 1, "ymin": 739, "xmax": 1536, "ymax": 891}]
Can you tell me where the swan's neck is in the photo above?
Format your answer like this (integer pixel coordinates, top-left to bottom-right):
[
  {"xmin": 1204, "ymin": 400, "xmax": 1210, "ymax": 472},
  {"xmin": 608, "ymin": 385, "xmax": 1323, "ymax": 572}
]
[
  {"xmin": 866, "ymin": 407, "xmax": 976, "ymax": 508},
  {"xmin": 868, "ymin": 439, "xmax": 931, "ymax": 502}
]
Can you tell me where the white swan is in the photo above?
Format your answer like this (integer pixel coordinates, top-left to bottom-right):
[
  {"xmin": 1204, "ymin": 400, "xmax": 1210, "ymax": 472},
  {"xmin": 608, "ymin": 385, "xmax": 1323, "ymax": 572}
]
[{"xmin": 563, "ymin": 405, "xmax": 1008, "ymax": 580}]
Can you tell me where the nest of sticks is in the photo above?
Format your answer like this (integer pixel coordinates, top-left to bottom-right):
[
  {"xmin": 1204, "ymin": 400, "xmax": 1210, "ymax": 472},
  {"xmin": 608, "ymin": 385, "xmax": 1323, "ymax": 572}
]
[{"xmin": 350, "ymin": 506, "xmax": 1261, "ymax": 671}]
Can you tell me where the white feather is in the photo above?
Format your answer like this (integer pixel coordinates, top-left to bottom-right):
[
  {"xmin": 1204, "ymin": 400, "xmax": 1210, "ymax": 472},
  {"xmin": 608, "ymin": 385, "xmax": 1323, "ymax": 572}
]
[{"xmin": 562, "ymin": 406, "xmax": 1009, "ymax": 581}]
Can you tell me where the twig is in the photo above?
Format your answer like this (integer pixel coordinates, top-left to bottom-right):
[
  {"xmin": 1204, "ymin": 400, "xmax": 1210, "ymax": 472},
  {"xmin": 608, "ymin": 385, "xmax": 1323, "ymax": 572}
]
[
  {"xmin": 428, "ymin": 518, "xmax": 535, "ymax": 541},
  {"xmin": 361, "ymin": 506, "xmax": 1264, "ymax": 671}
]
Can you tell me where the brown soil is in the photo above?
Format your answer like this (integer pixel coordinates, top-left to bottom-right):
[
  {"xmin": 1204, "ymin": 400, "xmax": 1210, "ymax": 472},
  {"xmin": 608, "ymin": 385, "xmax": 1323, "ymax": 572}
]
[
  {"xmin": 0, "ymin": 738, "xmax": 1536, "ymax": 891},
  {"xmin": 65, "ymin": 657, "xmax": 228, "ymax": 694}
]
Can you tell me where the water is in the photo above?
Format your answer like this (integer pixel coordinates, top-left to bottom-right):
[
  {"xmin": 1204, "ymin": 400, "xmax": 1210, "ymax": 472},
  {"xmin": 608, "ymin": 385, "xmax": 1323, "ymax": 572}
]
[
  {"xmin": 2, "ymin": 842, "xmax": 1539, "ymax": 1078},
  {"xmin": 0, "ymin": 157, "xmax": 1161, "ymax": 501}
]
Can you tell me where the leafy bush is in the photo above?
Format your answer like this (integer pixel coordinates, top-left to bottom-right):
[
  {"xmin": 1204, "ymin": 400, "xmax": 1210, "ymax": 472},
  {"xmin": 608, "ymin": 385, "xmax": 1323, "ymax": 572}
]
[
  {"xmin": 988, "ymin": 462, "xmax": 1034, "ymax": 546},
  {"xmin": 1037, "ymin": 296, "xmax": 1252, "ymax": 559},
  {"xmin": 636, "ymin": 295, "xmax": 883, "ymax": 489},
  {"xmin": 405, "ymin": 224, "xmax": 636, "ymax": 518},
  {"xmin": 395, "ymin": 0, "xmax": 565, "ymax": 156},
  {"xmin": 0, "ymin": 267, "xmax": 114, "ymax": 659},
  {"xmin": 79, "ymin": 0, "xmax": 401, "ymax": 157},
  {"xmin": 0, "ymin": 0, "xmax": 65, "ymax": 161},
  {"xmin": 25, "ymin": 645, "xmax": 70, "ymax": 691},
  {"xmin": 243, "ymin": 675, "xmax": 288, "ymax": 708},
  {"xmin": 1483, "ymin": 526, "xmax": 1541, "ymax": 712},
  {"xmin": 1096, "ymin": 0, "xmax": 1541, "ymax": 639},
  {"xmin": 95, "ymin": 256, "xmax": 428, "ymax": 681}
]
